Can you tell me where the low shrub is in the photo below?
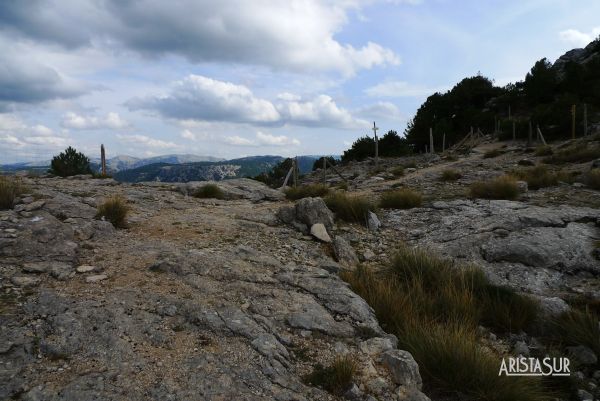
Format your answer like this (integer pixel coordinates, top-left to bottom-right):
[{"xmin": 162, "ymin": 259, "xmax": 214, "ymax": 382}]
[
  {"xmin": 483, "ymin": 148, "xmax": 504, "ymax": 159},
  {"xmin": 543, "ymin": 145, "xmax": 600, "ymax": 164},
  {"xmin": 284, "ymin": 184, "xmax": 329, "ymax": 200},
  {"xmin": 391, "ymin": 166, "xmax": 405, "ymax": 177},
  {"xmin": 96, "ymin": 195, "xmax": 130, "ymax": 228},
  {"xmin": 193, "ymin": 184, "xmax": 226, "ymax": 199},
  {"xmin": 469, "ymin": 175, "xmax": 520, "ymax": 200},
  {"xmin": 0, "ymin": 176, "xmax": 25, "ymax": 210},
  {"xmin": 509, "ymin": 165, "xmax": 564, "ymax": 190},
  {"xmin": 534, "ymin": 145, "xmax": 553, "ymax": 156},
  {"xmin": 583, "ymin": 169, "xmax": 600, "ymax": 190},
  {"xmin": 304, "ymin": 355, "xmax": 357, "ymax": 395},
  {"xmin": 379, "ymin": 188, "xmax": 422, "ymax": 209},
  {"xmin": 325, "ymin": 192, "xmax": 375, "ymax": 225},
  {"xmin": 440, "ymin": 169, "xmax": 462, "ymax": 181}
]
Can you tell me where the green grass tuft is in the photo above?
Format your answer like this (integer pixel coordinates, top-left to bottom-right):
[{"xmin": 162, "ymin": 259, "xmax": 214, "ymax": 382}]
[
  {"xmin": 304, "ymin": 355, "xmax": 357, "ymax": 395},
  {"xmin": 96, "ymin": 195, "xmax": 130, "ymax": 228},
  {"xmin": 548, "ymin": 308, "xmax": 600, "ymax": 357},
  {"xmin": 193, "ymin": 184, "xmax": 226, "ymax": 199},
  {"xmin": 325, "ymin": 192, "xmax": 375, "ymax": 225},
  {"xmin": 470, "ymin": 175, "xmax": 520, "ymax": 200},
  {"xmin": 379, "ymin": 188, "xmax": 422, "ymax": 209},
  {"xmin": 440, "ymin": 169, "xmax": 462, "ymax": 181},
  {"xmin": 284, "ymin": 183, "xmax": 330, "ymax": 200}
]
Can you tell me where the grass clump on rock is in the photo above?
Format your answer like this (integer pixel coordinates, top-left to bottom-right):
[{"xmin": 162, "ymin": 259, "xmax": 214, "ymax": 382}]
[
  {"xmin": 0, "ymin": 176, "xmax": 25, "ymax": 210},
  {"xmin": 379, "ymin": 188, "xmax": 422, "ymax": 209},
  {"xmin": 534, "ymin": 145, "xmax": 553, "ymax": 157},
  {"xmin": 583, "ymin": 168, "xmax": 600, "ymax": 190},
  {"xmin": 325, "ymin": 192, "xmax": 374, "ymax": 225},
  {"xmin": 193, "ymin": 184, "xmax": 226, "ymax": 199},
  {"xmin": 391, "ymin": 166, "xmax": 405, "ymax": 177},
  {"xmin": 469, "ymin": 175, "xmax": 520, "ymax": 200},
  {"xmin": 304, "ymin": 355, "xmax": 357, "ymax": 395},
  {"xmin": 548, "ymin": 308, "xmax": 600, "ymax": 357},
  {"xmin": 543, "ymin": 144, "xmax": 600, "ymax": 164},
  {"xmin": 96, "ymin": 195, "xmax": 130, "ymax": 228},
  {"xmin": 483, "ymin": 148, "xmax": 504, "ymax": 159},
  {"xmin": 341, "ymin": 247, "xmax": 545, "ymax": 401},
  {"xmin": 440, "ymin": 169, "xmax": 462, "ymax": 181},
  {"xmin": 509, "ymin": 165, "xmax": 565, "ymax": 190},
  {"xmin": 284, "ymin": 183, "xmax": 329, "ymax": 200}
]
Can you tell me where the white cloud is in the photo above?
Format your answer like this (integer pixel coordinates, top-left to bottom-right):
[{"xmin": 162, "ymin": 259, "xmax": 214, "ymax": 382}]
[
  {"xmin": 116, "ymin": 134, "xmax": 179, "ymax": 149},
  {"xmin": 130, "ymin": 74, "xmax": 365, "ymax": 128},
  {"xmin": 559, "ymin": 27, "xmax": 600, "ymax": 47},
  {"xmin": 0, "ymin": 0, "xmax": 400, "ymax": 76},
  {"xmin": 180, "ymin": 129, "xmax": 196, "ymax": 141},
  {"xmin": 223, "ymin": 131, "xmax": 301, "ymax": 147},
  {"xmin": 0, "ymin": 113, "xmax": 69, "ymax": 157},
  {"xmin": 256, "ymin": 131, "xmax": 300, "ymax": 146},
  {"xmin": 365, "ymin": 81, "xmax": 449, "ymax": 98},
  {"xmin": 355, "ymin": 101, "xmax": 404, "ymax": 121},
  {"xmin": 61, "ymin": 112, "xmax": 129, "ymax": 130}
]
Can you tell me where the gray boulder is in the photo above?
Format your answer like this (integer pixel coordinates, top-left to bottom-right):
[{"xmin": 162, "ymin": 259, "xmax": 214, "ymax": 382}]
[
  {"xmin": 295, "ymin": 197, "xmax": 334, "ymax": 230},
  {"xmin": 332, "ymin": 236, "xmax": 359, "ymax": 268},
  {"xmin": 367, "ymin": 211, "xmax": 381, "ymax": 231},
  {"xmin": 382, "ymin": 349, "xmax": 422, "ymax": 390},
  {"xmin": 567, "ymin": 345, "xmax": 598, "ymax": 366}
]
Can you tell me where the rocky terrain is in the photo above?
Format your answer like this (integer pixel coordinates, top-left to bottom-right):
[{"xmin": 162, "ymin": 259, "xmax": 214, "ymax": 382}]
[{"xmin": 2, "ymin": 137, "xmax": 600, "ymax": 401}]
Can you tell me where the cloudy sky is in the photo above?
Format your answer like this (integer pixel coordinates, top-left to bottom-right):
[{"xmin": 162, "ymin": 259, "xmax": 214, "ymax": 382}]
[{"xmin": 1, "ymin": 0, "xmax": 599, "ymax": 164}]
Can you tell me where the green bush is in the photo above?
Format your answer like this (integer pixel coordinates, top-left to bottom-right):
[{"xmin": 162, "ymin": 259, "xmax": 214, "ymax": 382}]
[
  {"xmin": 96, "ymin": 195, "xmax": 130, "ymax": 228},
  {"xmin": 325, "ymin": 192, "xmax": 375, "ymax": 225},
  {"xmin": 543, "ymin": 145, "xmax": 600, "ymax": 164},
  {"xmin": 470, "ymin": 175, "xmax": 520, "ymax": 200},
  {"xmin": 49, "ymin": 146, "xmax": 91, "ymax": 177},
  {"xmin": 284, "ymin": 184, "xmax": 329, "ymax": 200},
  {"xmin": 440, "ymin": 169, "xmax": 462, "ymax": 181},
  {"xmin": 304, "ymin": 355, "xmax": 357, "ymax": 395},
  {"xmin": 379, "ymin": 188, "xmax": 422, "ymax": 209},
  {"xmin": 0, "ymin": 176, "xmax": 25, "ymax": 210},
  {"xmin": 193, "ymin": 184, "xmax": 226, "ymax": 199}
]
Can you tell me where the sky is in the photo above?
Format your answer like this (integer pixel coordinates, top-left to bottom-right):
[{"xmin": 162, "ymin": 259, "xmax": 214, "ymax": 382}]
[{"xmin": 1, "ymin": 0, "xmax": 600, "ymax": 164}]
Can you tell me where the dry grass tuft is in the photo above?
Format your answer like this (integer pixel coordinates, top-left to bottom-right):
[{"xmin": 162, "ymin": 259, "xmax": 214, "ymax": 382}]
[
  {"xmin": 304, "ymin": 355, "xmax": 357, "ymax": 395},
  {"xmin": 284, "ymin": 184, "xmax": 329, "ymax": 200},
  {"xmin": 440, "ymin": 169, "xmax": 462, "ymax": 181},
  {"xmin": 483, "ymin": 148, "xmax": 505, "ymax": 159},
  {"xmin": 391, "ymin": 166, "xmax": 405, "ymax": 177},
  {"xmin": 543, "ymin": 144, "xmax": 600, "ymax": 164},
  {"xmin": 341, "ymin": 247, "xmax": 545, "ymax": 401},
  {"xmin": 469, "ymin": 175, "xmax": 520, "ymax": 200},
  {"xmin": 379, "ymin": 188, "xmax": 422, "ymax": 209},
  {"xmin": 0, "ymin": 176, "xmax": 25, "ymax": 210},
  {"xmin": 96, "ymin": 195, "xmax": 130, "ymax": 228},
  {"xmin": 534, "ymin": 145, "xmax": 553, "ymax": 156},
  {"xmin": 325, "ymin": 192, "xmax": 375, "ymax": 225},
  {"xmin": 509, "ymin": 165, "xmax": 569, "ymax": 190},
  {"xmin": 583, "ymin": 168, "xmax": 600, "ymax": 190}
]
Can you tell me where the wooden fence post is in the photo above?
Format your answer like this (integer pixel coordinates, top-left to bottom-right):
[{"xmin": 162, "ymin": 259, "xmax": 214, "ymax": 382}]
[{"xmin": 571, "ymin": 105, "xmax": 576, "ymax": 139}]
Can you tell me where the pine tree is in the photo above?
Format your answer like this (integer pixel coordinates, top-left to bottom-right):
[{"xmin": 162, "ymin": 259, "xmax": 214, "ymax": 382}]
[{"xmin": 49, "ymin": 146, "xmax": 91, "ymax": 177}]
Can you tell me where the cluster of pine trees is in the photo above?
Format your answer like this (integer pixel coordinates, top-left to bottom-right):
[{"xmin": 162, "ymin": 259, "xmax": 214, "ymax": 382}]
[{"xmin": 342, "ymin": 38, "xmax": 600, "ymax": 160}]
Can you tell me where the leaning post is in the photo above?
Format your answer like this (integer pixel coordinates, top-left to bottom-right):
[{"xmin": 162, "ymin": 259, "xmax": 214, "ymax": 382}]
[
  {"xmin": 100, "ymin": 144, "xmax": 107, "ymax": 176},
  {"xmin": 372, "ymin": 122, "xmax": 379, "ymax": 167},
  {"xmin": 429, "ymin": 128, "xmax": 435, "ymax": 153}
]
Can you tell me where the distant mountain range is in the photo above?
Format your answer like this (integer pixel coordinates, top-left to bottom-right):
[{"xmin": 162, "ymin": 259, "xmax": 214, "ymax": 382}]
[
  {"xmin": 113, "ymin": 155, "xmax": 317, "ymax": 183},
  {"xmin": 1, "ymin": 154, "xmax": 318, "ymax": 183}
]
